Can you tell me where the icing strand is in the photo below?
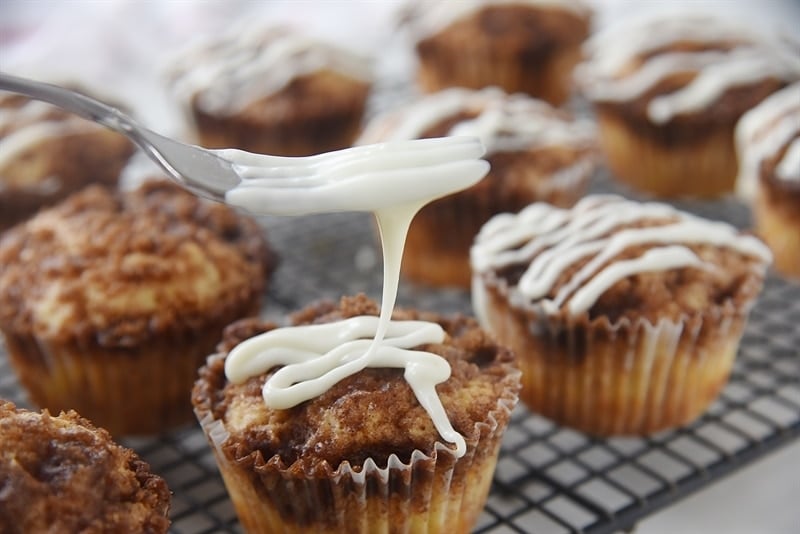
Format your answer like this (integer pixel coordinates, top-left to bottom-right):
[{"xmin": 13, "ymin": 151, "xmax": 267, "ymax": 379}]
[
  {"xmin": 777, "ymin": 138, "xmax": 800, "ymax": 181},
  {"xmin": 736, "ymin": 82, "xmax": 800, "ymax": 195},
  {"xmin": 471, "ymin": 195, "xmax": 772, "ymax": 316},
  {"xmin": 223, "ymin": 137, "xmax": 490, "ymax": 457},
  {"xmin": 225, "ymin": 316, "xmax": 466, "ymax": 457}
]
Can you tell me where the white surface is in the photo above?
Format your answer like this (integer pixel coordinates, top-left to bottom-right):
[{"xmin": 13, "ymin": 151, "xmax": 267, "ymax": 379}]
[
  {"xmin": 639, "ymin": 440, "xmax": 800, "ymax": 534},
  {"xmin": 1, "ymin": 2, "xmax": 798, "ymax": 532}
]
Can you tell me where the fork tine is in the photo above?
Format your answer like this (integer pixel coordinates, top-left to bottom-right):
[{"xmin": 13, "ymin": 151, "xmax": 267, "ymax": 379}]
[
  {"xmin": 305, "ymin": 136, "xmax": 483, "ymax": 168},
  {"xmin": 226, "ymin": 159, "xmax": 489, "ymax": 216},
  {"xmin": 228, "ymin": 137, "xmax": 485, "ymax": 183},
  {"xmin": 317, "ymin": 138, "xmax": 485, "ymax": 179}
]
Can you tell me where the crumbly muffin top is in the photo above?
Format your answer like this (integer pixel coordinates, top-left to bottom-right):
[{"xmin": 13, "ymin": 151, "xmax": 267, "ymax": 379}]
[
  {"xmin": 577, "ymin": 14, "xmax": 800, "ymax": 126},
  {"xmin": 0, "ymin": 180, "xmax": 274, "ymax": 345},
  {"xmin": 167, "ymin": 25, "xmax": 372, "ymax": 117},
  {"xmin": 404, "ymin": 0, "xmax": 591, "ymax": 44},
  {"xmin": 472, "ymin": 195, "xmax": 772, "ymax": 324},
  {"xmin": 193, "ymin": 294, "xmax": 519, "ymax": 471},
  {"xmin": 0, "ymin": 400, "xmax": 170, "ymax": 534}
]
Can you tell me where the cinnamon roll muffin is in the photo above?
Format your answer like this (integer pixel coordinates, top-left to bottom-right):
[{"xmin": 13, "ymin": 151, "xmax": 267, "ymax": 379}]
[
  {"xmin": 0, "ymin": 92, "xmax": 134, "ymax": 231},
  {"xmin": 358, "ymin": 87, "xmax": 597, "ymax": 287},
  {"xmin": 166, "ymin": 25, "xmax": 372, "ymax": 156},
  {"xmin": 0, "ymin": 400, "xmax": 171, "ymax": 533},
  {"xmin": 193, "ymin": 294, "xmax": 520, "ymax": 534},
  {"xmin": 736, "ymin": 82, "xmax": 800, "ymax": 279},
  {"xmin": 0, "ymin": 180, "xmax": 275, "ymax": 435},
  {"xmin": 577, "ymin": 13, "xmax": 800, "ymax": 198},
  {"xmin": 471, "ymin": 195, "xmax": 771, "ymax": 435},
  {"xmin": 404, "ymin": 0, "xmax": 592, "ymax": 106}
]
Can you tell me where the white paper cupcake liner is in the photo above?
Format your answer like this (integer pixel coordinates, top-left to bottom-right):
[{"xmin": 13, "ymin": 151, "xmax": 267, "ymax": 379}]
[
  {"xmin": 194, "ymin": 353, "xmax": 520, "ymax": 533},
  {"xmin": 474, "ymin": 275, "xmax": 753, "ymax": 436}
]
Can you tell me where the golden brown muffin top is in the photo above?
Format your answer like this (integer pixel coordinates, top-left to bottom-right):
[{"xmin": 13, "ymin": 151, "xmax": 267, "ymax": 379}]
[
  {"xmin": 472, "ymin": 195, "xmax": 772, "ymax": 324},
  {"xmin": 193, "ymin": 294, "xmax": 520, "ymax": 472},
  {"xmin": 0, "ymin": 180, "xmax": 275, "ymax": 345},
  {"xmin": 0, "ymin": 400, "xmax": 170, "ymax": 534},
  {"xmin": 577, "ymin": 14, "xmax": 799, "ymax": 128}
]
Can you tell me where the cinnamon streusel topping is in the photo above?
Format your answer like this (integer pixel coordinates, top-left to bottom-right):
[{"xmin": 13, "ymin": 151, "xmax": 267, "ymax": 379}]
[
  {"xmin": 0, "ymin": 180, "xmax": 274, "ymax": 346},
  {"xmin": 0, "ymin": 400, "xmax": 170, "ymax": 533}
]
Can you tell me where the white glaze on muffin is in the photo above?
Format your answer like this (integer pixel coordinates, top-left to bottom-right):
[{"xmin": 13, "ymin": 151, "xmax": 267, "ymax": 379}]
[{"xmin": 577, "ymin": 14, "xmax": 800, "ymax": 125}]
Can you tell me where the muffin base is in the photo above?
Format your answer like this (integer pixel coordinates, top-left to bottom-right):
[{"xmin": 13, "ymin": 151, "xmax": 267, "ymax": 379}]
[
  {"xmin": 475, "ymin": 280, "xmax": 747, "ymax": 436},
  {"xmin": 415, "ymin": 5, "xmax": 589, "ymax": 106},
  {"xmin": 596, "ymin": 110, "xmax": 739, "ymax": 199},
  {"xmin": 190, "ymin": 72, "xmax": 370, "ymax": 157},
  {"xmin": 194, "ymin": 352, "xmax": 517, "ymax": 534},
  {"xmin": 417, "ymin": 40, "xmax": 583, "ymax": 107},
  {"xmin": 0, "ymin": 131, "xmax": 133, "ymax": 231},
  {"xmin": 3, "ymin": 303, "xmax": 260, "ymax": 436},
  {"xmin": 205, "ymin": 418, "xmax": 502, "ymax": 533},
  {"xmin": 193, "ymin": 104, "xmax": 366, "ymax": 157},
  {"xmin": 754, "ymin": 184, "xmax": 800, "ymax": 279}
]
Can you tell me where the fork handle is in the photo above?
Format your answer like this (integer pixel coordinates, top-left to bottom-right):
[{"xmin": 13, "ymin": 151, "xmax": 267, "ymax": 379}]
[{"xmin": 0, "ymin": 72, "xmax": 136, "ymax": 136}]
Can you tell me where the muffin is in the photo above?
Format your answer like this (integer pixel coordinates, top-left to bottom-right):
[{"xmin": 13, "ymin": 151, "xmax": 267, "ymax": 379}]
[
  {"xmin": 0, "ymin": 180, "xmax": 275, "ymax": 435},
  {"xmin": 192, "ymin": 294, "xmax": 520, "ymax": 533},
  {"xmin": 0, "ymin": 400, "xmax": 171, "ymax": 533},
  {"xmin": 736, "ymin": 82, "xmax": 800, "ymax": 278},
  {"xmin": 404, "ymin": 0, "xmax": 592, "ymax": 106},
  {"xmin": 471, "ymin": 195, "xmax": 772, "ymax": 435},
  {"xmin": 576, "ymin": 14, "xmax": 800, "ymax": 198},
  {"xmin": 0, "ymin": 92, "xmax": 135, "ymax": 231},
  {"xmin": 166, "ymin": 25, "xmax": 372, "ymax": 157},
  {"xmin": 358, "ymin": 86, "xmax": 597, "ymax": 287}
]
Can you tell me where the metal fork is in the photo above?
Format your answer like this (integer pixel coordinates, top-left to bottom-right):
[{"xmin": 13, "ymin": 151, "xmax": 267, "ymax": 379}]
[{"xmin": 0, "ymin": 73, "xmax": 488, "ymax": 214}]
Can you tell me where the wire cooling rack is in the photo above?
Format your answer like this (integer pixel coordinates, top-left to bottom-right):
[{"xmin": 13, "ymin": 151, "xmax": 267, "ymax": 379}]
[
  {"xmin": 1, "ymin": 189, "xmax": 798, "ymax": 534},
  {"xmin": 1, "ymin": 69, "xmax": 799, "ymax": 531}
]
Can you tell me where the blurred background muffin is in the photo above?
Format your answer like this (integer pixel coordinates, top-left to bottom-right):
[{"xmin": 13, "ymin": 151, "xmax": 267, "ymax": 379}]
[
  {"xmin": 471, "ymin": 195, "xmax": 772, "ymax": 435},
  {"xmin": 577, "ymin": 13, "xmax": 800, "ymax": 198},
  {"xmin": 358, "ymin": 86, "xmax": 597, "ymax": 287},
  {"xmin": 0, "ymin": 92, "xmax": 134, "ymax": 232},
  {"xmin": 0, "ymin": 400, "xmax": 171, "ymax": 533},
  {"xmin": 736, "ymin": 82, "xmax": 800, "ymax": 279},
  {"xmin": 403, "ymin": 0, "xmax": 592, "ymax": 106},
  {"xmin": 166, "ymin": 24, "xmax": 373, "ymax": 156},
  {"xmin": 0, "ymin": 179, "xmax": 275, "ymax": 436}
]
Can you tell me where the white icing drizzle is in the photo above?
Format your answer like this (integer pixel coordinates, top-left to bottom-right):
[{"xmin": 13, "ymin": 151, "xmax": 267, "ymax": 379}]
[
  {"xmin": 404, "ymin": 0, "xmax": 590, "ymax": 41},
  {"xmin": 167, "ymin": 25, "xmax": 372, "ymax": 117},
  {"xmin": 577, "ymin": 14, "xmax": 800, "ymax": 124},
  {"xmin": 357, "ymin": 87, "xmax": 595, "ymax": 155},
  {"xmin": 0, "ymin": 100, "xmax": 95, "ymax": 172},
  {"xmin": 471, "ymin": 195, "xmax": 772, "ymax": 316},
  {"xmin": 223, "ymin": 137, "xmax": 490, "ymax": 458},
  {"xmin": 735, "ymin": 82, "xmax": 800, "ymax": 197},
  {"xmin": 778, "ymin": 138, "xmax": 800, "ymax": 181}
]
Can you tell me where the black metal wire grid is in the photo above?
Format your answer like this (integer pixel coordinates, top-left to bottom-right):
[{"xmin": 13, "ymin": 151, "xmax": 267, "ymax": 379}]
[{"xmin": 1, "ymin": 198, "xmax": 798, "ymax": 534}]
